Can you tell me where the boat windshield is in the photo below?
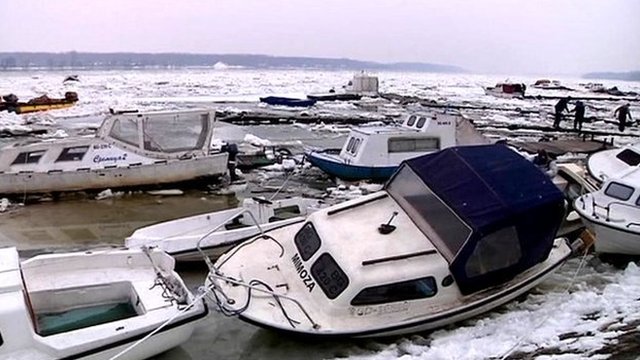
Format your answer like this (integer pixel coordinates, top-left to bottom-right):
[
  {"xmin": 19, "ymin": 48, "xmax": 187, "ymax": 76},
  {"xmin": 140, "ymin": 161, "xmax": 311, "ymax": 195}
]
[
  {"xmin": 141, "ymin": 113, "xmax": 210, "ymax": 153},
  {"xmin": 386, "ymin": 165, "xmax": 472, "ymax": 261}
]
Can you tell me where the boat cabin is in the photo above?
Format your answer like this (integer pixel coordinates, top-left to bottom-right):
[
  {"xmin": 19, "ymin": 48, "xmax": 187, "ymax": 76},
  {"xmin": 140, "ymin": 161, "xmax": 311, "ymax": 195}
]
[
  {"xmin": 578, "ymin": 167, "xmax": 640, "ymax": 225},
  {"xmin": 338, "ymin": 113, "xmax": 457, "ymax": 167}
]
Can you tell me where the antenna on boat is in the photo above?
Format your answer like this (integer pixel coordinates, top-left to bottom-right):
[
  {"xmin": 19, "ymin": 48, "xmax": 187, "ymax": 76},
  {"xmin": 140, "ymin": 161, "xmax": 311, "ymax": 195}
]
[{"xmin": 378, "ymin": 211, "xmax": 398, "ymax": 234}]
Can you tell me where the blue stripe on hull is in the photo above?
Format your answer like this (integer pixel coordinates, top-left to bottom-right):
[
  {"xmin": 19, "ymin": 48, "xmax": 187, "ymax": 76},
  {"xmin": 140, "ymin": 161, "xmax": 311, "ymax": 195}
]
[{"xmin": 307, "ymin": 153, "xmax": 397, "ymax": 182}]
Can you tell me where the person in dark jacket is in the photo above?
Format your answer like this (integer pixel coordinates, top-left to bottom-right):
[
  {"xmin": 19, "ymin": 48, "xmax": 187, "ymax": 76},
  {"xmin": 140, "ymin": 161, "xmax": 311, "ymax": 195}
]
[
  {"xmin": 572, "ymin": 100, "xmax": 585, "ymax": 131},
  {"xmin": 554, "ymin": 97, "xmax": 570, "ymax": 128},
  {"xmin": 614, "ymin": 103, "xmax": 633, "ymax": 132}
]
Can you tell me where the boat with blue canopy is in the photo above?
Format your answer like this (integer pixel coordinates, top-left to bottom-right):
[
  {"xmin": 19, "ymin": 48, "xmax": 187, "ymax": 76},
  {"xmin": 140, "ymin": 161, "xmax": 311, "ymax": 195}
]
[
  {"xmin": 259, "ymin": 96, "xmax": 316, "ymax": 107},
  {"xmin": 204, "ymin": 144, "xmax": 576, "ymax": 337}
]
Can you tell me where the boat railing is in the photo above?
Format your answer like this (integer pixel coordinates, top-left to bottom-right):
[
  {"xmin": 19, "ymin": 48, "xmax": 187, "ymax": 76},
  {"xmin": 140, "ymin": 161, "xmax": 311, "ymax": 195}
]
[
  {"xmin": 628, "ymin": 222, "xmax": 640, "ymax": 229},
  {"xmin": 582, "ymin": 196, "xmax": 640, "ymax": 225},
  {"xmin": 197, "ymin": 207, "xmax": 320, "ymax": 330}
]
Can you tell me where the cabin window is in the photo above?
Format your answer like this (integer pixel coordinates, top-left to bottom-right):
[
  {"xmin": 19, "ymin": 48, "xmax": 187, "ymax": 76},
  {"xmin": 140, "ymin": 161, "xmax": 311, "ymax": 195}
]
[
  {"xmin": 616, "ymin": 149, "xmax": 640, "ymax": 166},
  {"xmin": 352, "ymin": 138, "xmax": 362, "ymax": 154},
  {"xmin": 350, "ymin": 277, "xmax": 437, "ymax": 306},
  {"xmin": 636, "ymin": 196, "xmax": 640, "ymax": 207},
  {"xmin": 0, "ymin": 331, "xmax": 3, "ymax": 347},
  {"xmin": 416, "ymin": 117, "xmax": 427, "ymax": 128},
  {"xmin": 604, "ymin": 182, "xmax": 634, "ymax": 201},
  {"xmin": 142, "ymin": 113, "xmax": 209, "ymax": 152},
  {"xmin": 346, "ymin": 137, "xmax": 356, "ymax": 153},
  {"xmin": 11, "ymin": 150, "xmax": 46, "ymax": 165},
  {"xmin": 387, "ymin": 166, "xmax": 472, "ymax": 261},
  {"xmin": 465, "ymin": 226, "xmax": 521, "ymax": 278},
  {"xmin": 56, "ymin": 146, "xmax": 89, "ymax": 162},
  {"xmin": 388, "ymin": 138, "xmax": 440, "ymax": 153},
  {"xmin": 407, "ymin": 115, "xmax": 417, "ymax": 127},
  {"xmin": 270, "ymin": 205, "xmax": 302, "ymax": 222},
  {"xmin": 294, "ymin": 222, "xmax": 321, "ymax": 261},
  {"xmin": 110, "ymin": 118, "xmax": 140, "ymax": 147},
  {"xmin": 311, "ymin": 253, "xmax": 349, "ymax": 299}
]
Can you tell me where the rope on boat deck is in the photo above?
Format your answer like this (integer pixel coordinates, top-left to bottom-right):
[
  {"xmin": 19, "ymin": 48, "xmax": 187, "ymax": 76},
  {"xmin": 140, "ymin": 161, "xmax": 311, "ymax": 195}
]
[
  {"xmin": 107, "ymin": 284, "xmax": 214, "ymax": 360},
  {"xmin": 497, "ymin": 248, "xmax": 591, "ymax": 360}
]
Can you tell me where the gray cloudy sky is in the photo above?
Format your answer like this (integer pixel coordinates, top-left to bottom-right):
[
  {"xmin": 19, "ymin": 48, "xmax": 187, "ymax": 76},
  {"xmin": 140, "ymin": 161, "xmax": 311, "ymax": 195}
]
[{"xmin": 1, "ymin": 0, "xmax": 638, "ymax": 75}]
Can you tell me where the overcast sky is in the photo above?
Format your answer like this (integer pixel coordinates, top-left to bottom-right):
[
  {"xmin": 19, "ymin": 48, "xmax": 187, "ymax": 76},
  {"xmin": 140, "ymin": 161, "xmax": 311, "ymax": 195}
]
[{"xmin": 1, "ymin": 0, "xmax": 638, "ymax": 75}]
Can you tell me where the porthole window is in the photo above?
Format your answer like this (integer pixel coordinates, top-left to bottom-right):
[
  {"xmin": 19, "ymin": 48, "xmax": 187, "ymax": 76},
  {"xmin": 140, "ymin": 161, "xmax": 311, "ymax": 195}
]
[
  {"xmin": 352, "ymin": 138, "xmax": 361, "ymax": 154},
  {"xmin": 294, "ymin": 223, "xmax": 321, "ymax": 261},
  {"xmin": 407, "ymin": 115, "xmax": 417, "ymax": 127},
  {"xmin": 11, "ymin": 150, "xmax": 46, "ymax": 165},
  {"xmin": 351, "ymin": 277, "xmax": 437, "ymax": 306},
  {"xmin": 346, "ymin": 137, "xmax": 356, "ymax": 153},
  {"xmin": 311, "ymin": 253, "xmax": 349, "ymax": 299},
  {"xmin": 416, "ymin": 117, "xmax": 427, "ymax": 129}
]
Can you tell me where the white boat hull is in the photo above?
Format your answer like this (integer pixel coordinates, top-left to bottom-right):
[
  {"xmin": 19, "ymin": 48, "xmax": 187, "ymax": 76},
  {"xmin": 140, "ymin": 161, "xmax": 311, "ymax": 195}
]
[{"xmin": 582, "ymin": 218, "xmax": 640, "ymax": 255}]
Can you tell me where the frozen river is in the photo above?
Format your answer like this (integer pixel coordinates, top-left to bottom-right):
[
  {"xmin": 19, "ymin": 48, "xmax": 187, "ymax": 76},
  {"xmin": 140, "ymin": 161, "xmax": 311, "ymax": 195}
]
[{"xmin": 1, "ymin": 68, "xmax": 640, "ymax": 359}]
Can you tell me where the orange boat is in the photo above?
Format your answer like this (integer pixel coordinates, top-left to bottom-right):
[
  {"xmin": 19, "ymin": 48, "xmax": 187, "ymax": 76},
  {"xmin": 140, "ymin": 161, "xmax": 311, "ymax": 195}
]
[{"xmin": 1, "ymin": 92, "xmax": 78, "ymax": 114}]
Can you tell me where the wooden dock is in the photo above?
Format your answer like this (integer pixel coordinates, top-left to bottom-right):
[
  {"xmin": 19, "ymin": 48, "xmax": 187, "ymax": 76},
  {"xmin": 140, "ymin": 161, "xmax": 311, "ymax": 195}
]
[{"xmin": 511, "ymin": 139, "xmax": 612, "ymax": 156}]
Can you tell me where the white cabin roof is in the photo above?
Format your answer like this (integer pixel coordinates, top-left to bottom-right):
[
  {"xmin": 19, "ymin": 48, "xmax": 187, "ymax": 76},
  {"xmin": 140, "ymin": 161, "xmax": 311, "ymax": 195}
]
[{"xmin": 0, "ymin": 247, "xmax": 22, "ymax": 293}]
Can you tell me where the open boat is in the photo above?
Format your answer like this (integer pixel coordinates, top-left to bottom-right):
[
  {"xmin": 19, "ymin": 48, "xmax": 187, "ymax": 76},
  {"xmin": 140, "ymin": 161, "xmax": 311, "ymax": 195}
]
[
  {"xmin": 1, "ymin": 92, "xmax": 79, "ymax": 114},
  {"xmin": 205, "ymin": 144, "xmax": 573, "ymax": 337},
  {"xmin": 0, "ymin": 109, "xmax": 229, "ymax": 196},
  {"xmin": 305, "ymin": 112, "xmax": 489, "ymax": 182},
  {"xmin": 259, "ymin": 96, "xmax": 316, "ymax": 107},
  {"xmin": 587, "ymin": 142, "xmax": 640, "ymax": 183},
  {"xmin": 574, "ymin": 167, "xmax": 640, "ymax": 255},
  {"xmin": 126, "ymin": 196, "xmax": 325, "ymax": 262},
  {"xmin": 0, "ymin": 247, "xmax": 207, "ymax": 359}
]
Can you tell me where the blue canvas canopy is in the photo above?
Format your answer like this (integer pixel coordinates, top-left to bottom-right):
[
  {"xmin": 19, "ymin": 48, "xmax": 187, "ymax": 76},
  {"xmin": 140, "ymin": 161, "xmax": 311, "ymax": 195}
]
[{"xmin": 386, "ymin": 144, "xmax": 565, "ymax": 295}]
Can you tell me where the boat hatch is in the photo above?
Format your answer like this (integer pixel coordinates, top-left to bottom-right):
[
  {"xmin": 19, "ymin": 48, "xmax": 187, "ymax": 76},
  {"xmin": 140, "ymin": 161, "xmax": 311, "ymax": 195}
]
[
  {"xmin": 29, "ymin": 281, "xmax": 143, "ymax": 336},
  {"xmin": 615, "ymin": 149, "xmax": 640, "ymax": 166},
  {"xmin": 11, "ymin": 150, "xmax": 47, "ymax": 165},
  {"xmin": 350, "ymin": 277, "xmax": 438, "ymax": 306},
  {"xmin": 387, "ymin": 144, "xmax": 565, "ymax": 295},
  {"xmin": 604, "ymin": 182, "xmax": 634, "ymax": 201}
]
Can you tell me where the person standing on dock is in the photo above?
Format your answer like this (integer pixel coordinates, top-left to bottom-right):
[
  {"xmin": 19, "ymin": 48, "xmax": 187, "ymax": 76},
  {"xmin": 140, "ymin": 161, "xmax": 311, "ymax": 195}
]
[
  {"xmin": 614, "ymin": 103, "xmax": 633, "ymax": 132},
  {"xmin": 554, "ymin": 97, "xmax": 570, "ymax": 128},
  {"xmin": 572, "ymin": 100, "xmax": 585, "ymax": 131}
]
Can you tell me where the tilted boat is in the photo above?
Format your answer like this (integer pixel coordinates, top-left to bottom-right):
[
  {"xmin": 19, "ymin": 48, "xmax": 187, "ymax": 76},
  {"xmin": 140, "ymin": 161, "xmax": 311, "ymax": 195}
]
[
  {"xmin": 259, "ymin": 96, "xmax": 316, "ymax": 107},
  {"xmin": 484, "ymin": 82, "xmax": 526, "ymax": 98},
  {"xmin": 205, "ymin": 144, "xmax": 573, "ymax": 337},
  {"xmin": 0, "ymin": 109, "xmax": 229, "ymax": 196},
  {"xmin": 126, "ymin": 196, "xmax": 325, "ymax": 262},
  {"xmin": 0, "ymin": 247, "xmax": 207, "ymax": 359},
  {"xmin": 305, "ymin": 112, "xmax": 490, "ymax": 182},
  {"xmin": 587, "ymin": 142, "xmax": 640, "ymax": 183},
  {"xmin": 574, "ymin": 166, "xmax": 640, "ymax": 255}
]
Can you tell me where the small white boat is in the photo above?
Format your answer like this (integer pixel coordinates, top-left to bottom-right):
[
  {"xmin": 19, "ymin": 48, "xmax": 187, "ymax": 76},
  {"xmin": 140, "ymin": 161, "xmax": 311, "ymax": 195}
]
[
  {"xmin": 205, "ymin": 144, "xmax": 573, "ymax": 337},
  {"xmin": 0, "ymin": 109, "xmax": 229, "ymax": 196},
  {"xmin": 125, "ymin": 197, "xmax": 325, "ymax": 262},
  {"xmin": 0, "ymin": 247, "xmax": 207, "ymax": 359},
  {"xmin": 587, "ymin": 142, "xmax": 640, "ymax": 183},
  {"xmin": 305, "ymin": 112, "xmax": 489, "ymax": 182},
  {"xmin": 575, "ymin": 167, "xmax": 640, "ymax": 255}
]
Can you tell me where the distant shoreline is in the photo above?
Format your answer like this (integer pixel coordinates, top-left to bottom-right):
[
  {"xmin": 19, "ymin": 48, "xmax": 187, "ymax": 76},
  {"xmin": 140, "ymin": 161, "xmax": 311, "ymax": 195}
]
[{"xmin": 0, "ymin": 52, "xmax": 465, "ymax": 73}]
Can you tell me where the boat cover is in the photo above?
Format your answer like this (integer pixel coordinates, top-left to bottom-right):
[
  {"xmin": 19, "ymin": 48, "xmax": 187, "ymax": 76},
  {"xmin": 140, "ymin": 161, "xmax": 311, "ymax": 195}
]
[{"xmin": 387, "ymin": 144, "xmax": 565, "ymax": 295}]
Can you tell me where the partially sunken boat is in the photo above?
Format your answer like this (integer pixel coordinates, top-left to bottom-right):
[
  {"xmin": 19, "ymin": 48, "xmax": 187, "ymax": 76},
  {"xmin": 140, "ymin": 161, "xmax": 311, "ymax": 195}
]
[
  {"xmin": 1, "ymin": 92, "xmax": 79, "ymax": 114},
  {"xmin": 0, "ymin": 247, "xmax": 207, "ymax": 359},
  {"xmin": 259, "ymin": 96, "xmax": 316, "ymax": 107},
  {"xmin": 305, "ymin": 112, "xmax": 489, "ymax": 182},
  {"xmin": 0, "ymin": 109, "xmax": 229, "ymax": 196},
  {"xmin": 205, "ymin": 144, "xmax": 573, "ymax": 337},
  {"xmin": 484, "ymin": 82, "xmax": 526, "ymax": 98},
  {"xmin": 126, "ymin": 196, "xmax": 325, "ymax": 262}
]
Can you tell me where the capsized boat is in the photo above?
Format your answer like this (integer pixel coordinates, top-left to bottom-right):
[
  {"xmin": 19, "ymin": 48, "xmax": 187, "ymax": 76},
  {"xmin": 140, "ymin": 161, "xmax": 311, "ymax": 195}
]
[
  {"xmin": 0, "ymin": 109, "xmax": 229, "ymax": 196},
  {"xmin": 574, "ymin": 166, "xmax": 640, "ymax": 255},
  {"xmin": 0, "ymin": 246, "xmax": 207, "ymax": 359},
  {"xmin": 205, "ymin": 144, "xmax": 573, "ymax": 337},
  {"xmin": 305, "ymin": 112, "xmax": 490, "ymax": 182},
  {"xmin": 126, "ymin": 196, "xmax": 325, "ymax": 262},
  {"xmin": 587, "ymin": 142, "xmax": 640, "ymax": 183},
  {"xmin": 259, "ymin": 96, "xmax": 316, "ymax": 107},
  {"xmin": 484, "ymin": 81, "xmax": 526, "ymax": 98}
]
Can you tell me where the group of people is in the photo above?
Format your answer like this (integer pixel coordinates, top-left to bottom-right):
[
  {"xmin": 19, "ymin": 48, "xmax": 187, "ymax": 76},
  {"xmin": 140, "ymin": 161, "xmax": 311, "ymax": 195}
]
[{"xmin": 554, "ymin": 97, "xmax": 634, "ymax": 132}]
